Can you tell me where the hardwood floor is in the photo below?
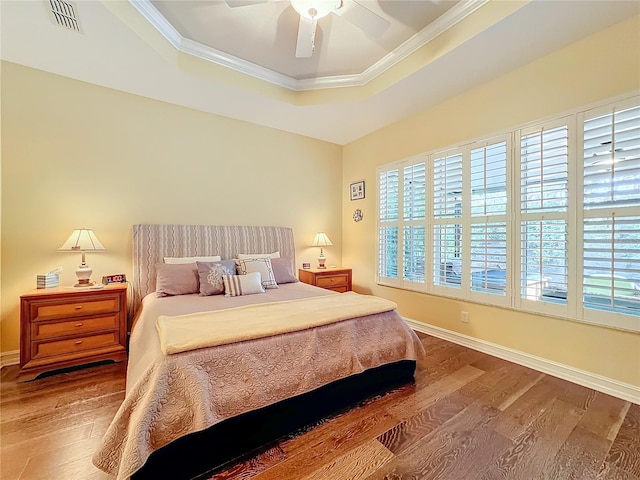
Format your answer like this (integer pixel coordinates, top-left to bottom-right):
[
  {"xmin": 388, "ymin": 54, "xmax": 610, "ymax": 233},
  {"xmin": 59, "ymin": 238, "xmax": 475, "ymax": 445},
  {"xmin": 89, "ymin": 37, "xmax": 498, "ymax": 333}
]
[{"xmin": 1, "ymin": 333, "xmax": 638, "ymax": 480}]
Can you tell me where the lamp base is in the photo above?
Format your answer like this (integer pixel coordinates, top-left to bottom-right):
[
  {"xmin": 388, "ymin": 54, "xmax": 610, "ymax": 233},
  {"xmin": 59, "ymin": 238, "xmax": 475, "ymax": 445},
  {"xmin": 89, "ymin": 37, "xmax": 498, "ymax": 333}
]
[
  {"xmin": 317, "ymin": 256, "xmax": 327, "ymax": 269},
  {"xmin": 74, "ymin": 264, "xmax": 94, "ymax": 287}
]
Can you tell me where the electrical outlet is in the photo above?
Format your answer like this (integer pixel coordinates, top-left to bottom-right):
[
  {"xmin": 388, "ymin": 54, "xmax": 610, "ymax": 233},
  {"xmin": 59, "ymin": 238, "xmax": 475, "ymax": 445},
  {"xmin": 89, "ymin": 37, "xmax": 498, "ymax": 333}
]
[{"xmin": 461, "ymin": 311, "xmax": 469, "ymax": 323}]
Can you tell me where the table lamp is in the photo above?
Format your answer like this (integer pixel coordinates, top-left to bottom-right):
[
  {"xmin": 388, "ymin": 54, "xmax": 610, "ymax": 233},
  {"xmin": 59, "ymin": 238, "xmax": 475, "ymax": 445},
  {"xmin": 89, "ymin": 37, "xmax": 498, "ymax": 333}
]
[
  {"xmin": 311, "ymin": 232, "xmax": 333, "ymax": 269},
  {"xmin": 58, "ymin": 228, "xmax": 106, "ymax": 286}
]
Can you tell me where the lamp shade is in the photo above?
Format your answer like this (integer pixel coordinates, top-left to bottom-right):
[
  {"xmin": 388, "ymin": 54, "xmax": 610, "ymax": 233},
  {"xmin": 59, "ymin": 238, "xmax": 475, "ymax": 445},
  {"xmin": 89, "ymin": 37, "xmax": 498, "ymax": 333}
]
[
  {"xmin": 58, "ymin": 229, "xmax": 106, "ymax": 252},
  {"xmin": 58, "ymin": 229, "xmax": 105, "ymax": 287},
  {"xmin": 311, "ymin": 232, "xmax": 333, "ymax": 247}
]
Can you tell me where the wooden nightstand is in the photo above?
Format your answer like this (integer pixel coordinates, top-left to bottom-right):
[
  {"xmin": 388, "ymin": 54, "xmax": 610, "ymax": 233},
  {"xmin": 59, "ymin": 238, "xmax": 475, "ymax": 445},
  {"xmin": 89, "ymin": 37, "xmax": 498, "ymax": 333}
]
[
  {"xmin": 19, "ymin": 284, "xmax": 128, "ymax": 381},
  {"xmin": 298, "ymin": 267, "xmax": 352, "ymax": 293}
]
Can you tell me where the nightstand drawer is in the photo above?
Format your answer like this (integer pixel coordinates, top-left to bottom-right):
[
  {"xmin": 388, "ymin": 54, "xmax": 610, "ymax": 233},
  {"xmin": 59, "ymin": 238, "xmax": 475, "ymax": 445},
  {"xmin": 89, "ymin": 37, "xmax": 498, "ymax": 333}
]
[
  {"xmin": 316, "ymin": 274, "xmax": 349, "ymax": 288},
  {"xmin": 299, "ymin": 268, "xmax": 352, "ymax": 293},
  {"xmin": 32, "ymin": 314, "xmax": 120, "ymax": 340},
  {"xmin": 30, "ymin": 296, "xmax": 120, "ymax": 322},
  {"xmin": 330, "ymin": 286, "xmax": 349, "ymax": 293},
  {"xmin": 32, "ymin": 331, "xmax": 120, "ymax": 359}
]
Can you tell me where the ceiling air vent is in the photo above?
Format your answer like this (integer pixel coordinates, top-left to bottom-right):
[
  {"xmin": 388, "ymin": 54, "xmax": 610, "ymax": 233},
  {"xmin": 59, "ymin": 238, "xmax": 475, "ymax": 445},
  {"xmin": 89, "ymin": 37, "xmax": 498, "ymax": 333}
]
[{"xmin": 47, "ymin": 0, "xmax": 81, "ymax": 32}]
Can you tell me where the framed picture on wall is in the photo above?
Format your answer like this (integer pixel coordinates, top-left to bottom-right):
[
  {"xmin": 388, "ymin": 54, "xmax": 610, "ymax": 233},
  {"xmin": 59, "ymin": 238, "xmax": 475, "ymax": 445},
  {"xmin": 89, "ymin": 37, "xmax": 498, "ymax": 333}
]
[{"xmin": 350, "ymin": 181, "xmax": 365, "ymax": 201}]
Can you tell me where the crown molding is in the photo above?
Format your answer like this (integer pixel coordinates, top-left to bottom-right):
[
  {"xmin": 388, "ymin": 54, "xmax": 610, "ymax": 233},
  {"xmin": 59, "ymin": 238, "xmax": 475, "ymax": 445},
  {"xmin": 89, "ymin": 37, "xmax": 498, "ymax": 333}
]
[
  {"xmin": 129, "ymin": 0, "xmax": 488, "ymax": 92},
  {"xmin": 129, "ymin": 0, "xmax": 300, "ymax": 90},
  {"xmin": 296, "ymin": 0, "xmax": 488, "ymax": 90}
]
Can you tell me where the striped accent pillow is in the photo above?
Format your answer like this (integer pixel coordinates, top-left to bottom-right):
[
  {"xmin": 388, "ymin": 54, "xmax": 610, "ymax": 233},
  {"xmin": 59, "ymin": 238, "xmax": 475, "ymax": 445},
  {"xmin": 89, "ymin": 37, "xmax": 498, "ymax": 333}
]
[{"xmin": 223, "ymin": 272, "xmax": 265, "ymax": 297}]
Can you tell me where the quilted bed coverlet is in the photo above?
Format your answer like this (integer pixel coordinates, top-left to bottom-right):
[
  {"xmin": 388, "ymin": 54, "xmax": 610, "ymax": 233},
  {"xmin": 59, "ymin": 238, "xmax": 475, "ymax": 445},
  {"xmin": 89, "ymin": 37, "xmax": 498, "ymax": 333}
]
[{"xmin": 93, "ymin": 283, "xmax": 424, "ymax": 479}]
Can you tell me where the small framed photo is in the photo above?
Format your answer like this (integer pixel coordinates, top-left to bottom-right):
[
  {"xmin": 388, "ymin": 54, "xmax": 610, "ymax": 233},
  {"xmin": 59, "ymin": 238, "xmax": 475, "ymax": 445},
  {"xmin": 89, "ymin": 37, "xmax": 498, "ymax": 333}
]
[
  {"xmin": 350, "ymin": 181, "xmax": 365, "ymax": 201},
  {"xmin": 302, "ymin": 262, "xmax": 311, "ymax": 269}
]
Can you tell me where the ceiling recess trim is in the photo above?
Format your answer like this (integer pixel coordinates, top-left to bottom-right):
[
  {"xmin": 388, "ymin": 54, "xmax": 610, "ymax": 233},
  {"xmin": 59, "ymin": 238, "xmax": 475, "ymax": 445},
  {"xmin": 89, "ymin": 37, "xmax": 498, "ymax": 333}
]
[
  {"xmin": 129, "ymin": 0, "xmax": 488, "ymax": 92},
  {"xmin": 129, "ymin": 0, "xmax": 300, "ymax": 90},
  {"xmin": 296, "ymin": 0, "xmax": 488, "ymax": 90}
]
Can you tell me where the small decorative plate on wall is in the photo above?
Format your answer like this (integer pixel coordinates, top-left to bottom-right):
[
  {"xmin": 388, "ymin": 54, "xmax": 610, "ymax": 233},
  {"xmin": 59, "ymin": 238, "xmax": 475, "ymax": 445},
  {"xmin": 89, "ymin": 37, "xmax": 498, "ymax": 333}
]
[{"xmin": 353, "ymin": 209, "xmax": 363, "ymax": 222}]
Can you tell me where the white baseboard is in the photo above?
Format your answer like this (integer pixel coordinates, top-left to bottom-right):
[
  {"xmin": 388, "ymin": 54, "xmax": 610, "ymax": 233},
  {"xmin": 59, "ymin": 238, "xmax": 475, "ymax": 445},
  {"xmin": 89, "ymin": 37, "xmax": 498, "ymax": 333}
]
[
  {"xmin": 405, "ymin": 318, "xmax": 640, "ymax": 405},
  {"xmin": 0, "ymin": 350, "xmax": 19, "ymax": 368}
]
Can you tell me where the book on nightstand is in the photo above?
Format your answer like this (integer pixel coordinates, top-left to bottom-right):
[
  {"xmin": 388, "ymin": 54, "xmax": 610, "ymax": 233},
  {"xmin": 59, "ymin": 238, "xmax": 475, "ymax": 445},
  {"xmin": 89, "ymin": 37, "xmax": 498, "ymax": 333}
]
[{"xmin": 36, "ymin": 273, "xmax": 60, "ymax": 289}]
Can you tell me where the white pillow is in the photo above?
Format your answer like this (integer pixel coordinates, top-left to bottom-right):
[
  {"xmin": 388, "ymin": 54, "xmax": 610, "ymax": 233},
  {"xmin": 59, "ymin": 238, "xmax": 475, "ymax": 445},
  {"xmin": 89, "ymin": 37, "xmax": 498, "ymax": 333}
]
[
  {"xmin": 223, "ymin": 272, "xmax": 265, "ymax": 297},
  {"xmin": 164, "ymin": 255, "xmax": 221, "ymax": 264},
  {"xmin": 236, "ymin": 257, "xmax": 278, "ymax": 289},
  {"xmin": 237, "ymin": 252, "xmax": 280, "ymax": 260}
]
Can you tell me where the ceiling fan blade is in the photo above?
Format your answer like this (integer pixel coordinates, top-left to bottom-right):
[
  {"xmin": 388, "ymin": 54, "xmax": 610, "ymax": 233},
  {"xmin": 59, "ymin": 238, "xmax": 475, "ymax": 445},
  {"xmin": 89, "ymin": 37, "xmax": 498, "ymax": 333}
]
[
  {"xmin": 295, "ymin": 16, "xmax": 317, "ymax": 58},
  {"xmin": 333, "ymin": 0, "xmax": 390, "ymax": 38},
  {"xmin": 225, "ymin": 0, "xmax": 271, "ymax": 7}
]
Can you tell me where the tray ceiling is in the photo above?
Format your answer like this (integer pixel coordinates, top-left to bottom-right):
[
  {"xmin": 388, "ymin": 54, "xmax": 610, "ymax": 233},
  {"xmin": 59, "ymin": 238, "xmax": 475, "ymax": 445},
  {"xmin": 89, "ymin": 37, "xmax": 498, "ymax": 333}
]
[
  {"xmin": 145, "ymin": 0, "xmax": 466, "ymax": 89},
  {"xmin": 1, "ymin": 1, "xmax": 639, "ymax": 144}
]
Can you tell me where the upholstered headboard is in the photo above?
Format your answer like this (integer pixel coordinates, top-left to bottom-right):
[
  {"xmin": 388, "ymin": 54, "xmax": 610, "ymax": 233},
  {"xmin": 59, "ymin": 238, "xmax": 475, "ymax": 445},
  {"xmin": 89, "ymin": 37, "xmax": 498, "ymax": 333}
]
[{"xmin": 132, "ymin": 224, "xmax": 296, "ymax": 309}]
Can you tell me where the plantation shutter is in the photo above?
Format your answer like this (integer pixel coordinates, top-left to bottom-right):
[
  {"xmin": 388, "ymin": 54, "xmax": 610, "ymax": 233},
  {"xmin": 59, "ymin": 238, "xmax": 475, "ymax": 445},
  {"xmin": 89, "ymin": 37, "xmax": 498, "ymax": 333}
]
[
  {"xmin": 582, "ymin": 103, "xmax": 640, "ymax": 318},
  {"xmin": 432, "ymin": 151, "xmax": 462, "ymax": 288},
  {"xmin": 470, "ymin": 223, "xmax": 507, "ymax": 294},
  {"xmin": 584, "ymin": 105, "xmax": 640, "ymax": 209},
  {"xmin": 520, "ymin": 124, "xmax": 569, "ymax": 304},
  {"xmin": 378, "ymin": 168, "xmax": 399, "ymax": 281},
  {"xmin": 470, "ymin": 139, "xmax": 508, "ymax": 296},
  {"xmin": 583, "ymin": 217, "xmax": 640, "ymax": 316},
  {"xmin": 403, "ymin": 163, "xmax": 426, "ymax": 220},
  {"xmin": 379, "ymin": 169, "xmax": 399, "ymax": 223},
  {"xmin": 403, "ymin": 163, "xmax": 426, "ymax": 283},
  {"xmin": 521, "ymin": 126, "xmax": 569, "ymax": 213},
  {"xmin": 433, "ymin": 224, "xmax": 461, "ymax": 287},
  {"xmin": 433, "ymin": 153, "xmax": 463, "ymax": 218},
  {"xmin": 470, "ymin": 141, "xmax": 508, "ymax": 216}
]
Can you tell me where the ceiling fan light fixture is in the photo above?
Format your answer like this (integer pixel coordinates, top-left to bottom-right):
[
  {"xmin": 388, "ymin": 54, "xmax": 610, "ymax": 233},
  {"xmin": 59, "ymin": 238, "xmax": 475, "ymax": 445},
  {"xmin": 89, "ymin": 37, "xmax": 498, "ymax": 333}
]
[{"xmin": 290, "ymin": 0, "xmax": 341, "ymax": 20}]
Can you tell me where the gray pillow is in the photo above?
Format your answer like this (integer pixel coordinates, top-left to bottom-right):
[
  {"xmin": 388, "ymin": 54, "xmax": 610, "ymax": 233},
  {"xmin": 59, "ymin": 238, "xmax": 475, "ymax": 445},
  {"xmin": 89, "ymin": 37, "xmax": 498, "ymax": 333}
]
[
  {"xmin": 197, "ymin": 260, "xmax": 236, "ymax": 296},
  {"xmin": 271, "ymin": 257, "xmax": 298, "ymax": 284},
  {"xmin": 156, "ymin": 263, "xmax": 199, "ymax": 297}
]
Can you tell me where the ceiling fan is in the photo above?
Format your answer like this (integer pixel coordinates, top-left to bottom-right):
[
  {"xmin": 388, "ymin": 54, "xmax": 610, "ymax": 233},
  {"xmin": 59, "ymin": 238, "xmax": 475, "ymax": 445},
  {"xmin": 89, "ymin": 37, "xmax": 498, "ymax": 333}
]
[{"xmin": 225, "ymin": 0, "xmax": 390, "ymax": 58}]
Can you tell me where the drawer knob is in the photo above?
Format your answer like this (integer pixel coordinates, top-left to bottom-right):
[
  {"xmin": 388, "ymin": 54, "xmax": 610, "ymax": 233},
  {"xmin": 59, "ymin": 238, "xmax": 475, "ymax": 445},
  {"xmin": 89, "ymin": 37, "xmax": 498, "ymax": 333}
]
[
  {"xmin": 75, "ymin": 340, "xmax": 83, "ymax": 345},
  {"xmin": 75, "ymin": 323, "xmax": 83, "ymax": 327},
  {"xmin": 74, "ymin": 305, "xmax": 83, "ymax": 310}
]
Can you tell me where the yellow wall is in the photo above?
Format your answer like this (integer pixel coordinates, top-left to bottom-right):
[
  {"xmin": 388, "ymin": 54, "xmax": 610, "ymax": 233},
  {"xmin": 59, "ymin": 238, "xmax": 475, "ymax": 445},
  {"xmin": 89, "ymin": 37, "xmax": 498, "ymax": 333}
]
[
  {"xmin": 1, "ymin": 62, "xmax": 343, "ymax": 353},
  {"xmin": 342, "ymin": 16, "xmax": 640, "ymax": 387},
  {"xmin": 2, "ymin": 15, "xmax": 640, "ymax": 390}
]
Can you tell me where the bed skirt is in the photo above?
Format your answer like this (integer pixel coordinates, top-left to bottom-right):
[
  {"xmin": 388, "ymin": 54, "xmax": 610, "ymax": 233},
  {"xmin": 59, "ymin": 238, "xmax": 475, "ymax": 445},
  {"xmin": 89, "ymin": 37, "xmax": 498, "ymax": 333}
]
[{"xmin": 131, "ymin": 359, "xmax": 416, "ymax": 480}]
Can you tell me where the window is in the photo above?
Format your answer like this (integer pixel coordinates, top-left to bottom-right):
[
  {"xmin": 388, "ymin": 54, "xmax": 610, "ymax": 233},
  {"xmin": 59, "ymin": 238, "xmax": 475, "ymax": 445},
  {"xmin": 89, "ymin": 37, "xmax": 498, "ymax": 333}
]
[
  {"xmin": 432, "ymin": 150, "xmax": 463, "ymax": 289},
  {"xmin": 583, "ymin": 217, "xmax": 640, "ymax": 316},
  {"xmin": 470, "ymin": 223, "xmax": 508, "ymax": 294},
  {"xmin": 376, "ymin": 94, "xmax": 639, "ymax": 331},
  {"xmin": 378, "ymin": 169, "xmax": 399, "ymax": 283},
  {"xmin": 518, "ymin": 122, "xmax": 570, "ymax": 313},
  {"xmin": 581, "ymin": 101, "xmax": 640, "ymax": 328},
  {"xmin": 403, "ymin": 163, "xmax": 426, "ymax": 284},
  {"xmin": 469, "ymin": 138, "xmax": 509, "ymax": 300},
  {"xmin": 377, "ymin": 159, "xmax": 426, "ymax": 289}
]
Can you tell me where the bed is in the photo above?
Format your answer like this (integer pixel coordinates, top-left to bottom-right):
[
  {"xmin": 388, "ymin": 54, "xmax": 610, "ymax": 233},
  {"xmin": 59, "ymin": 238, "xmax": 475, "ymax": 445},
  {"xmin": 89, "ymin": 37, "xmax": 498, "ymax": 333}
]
[{"xmin": 93, "ymin": 224, "xmax": 424, "ymax": 480}]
